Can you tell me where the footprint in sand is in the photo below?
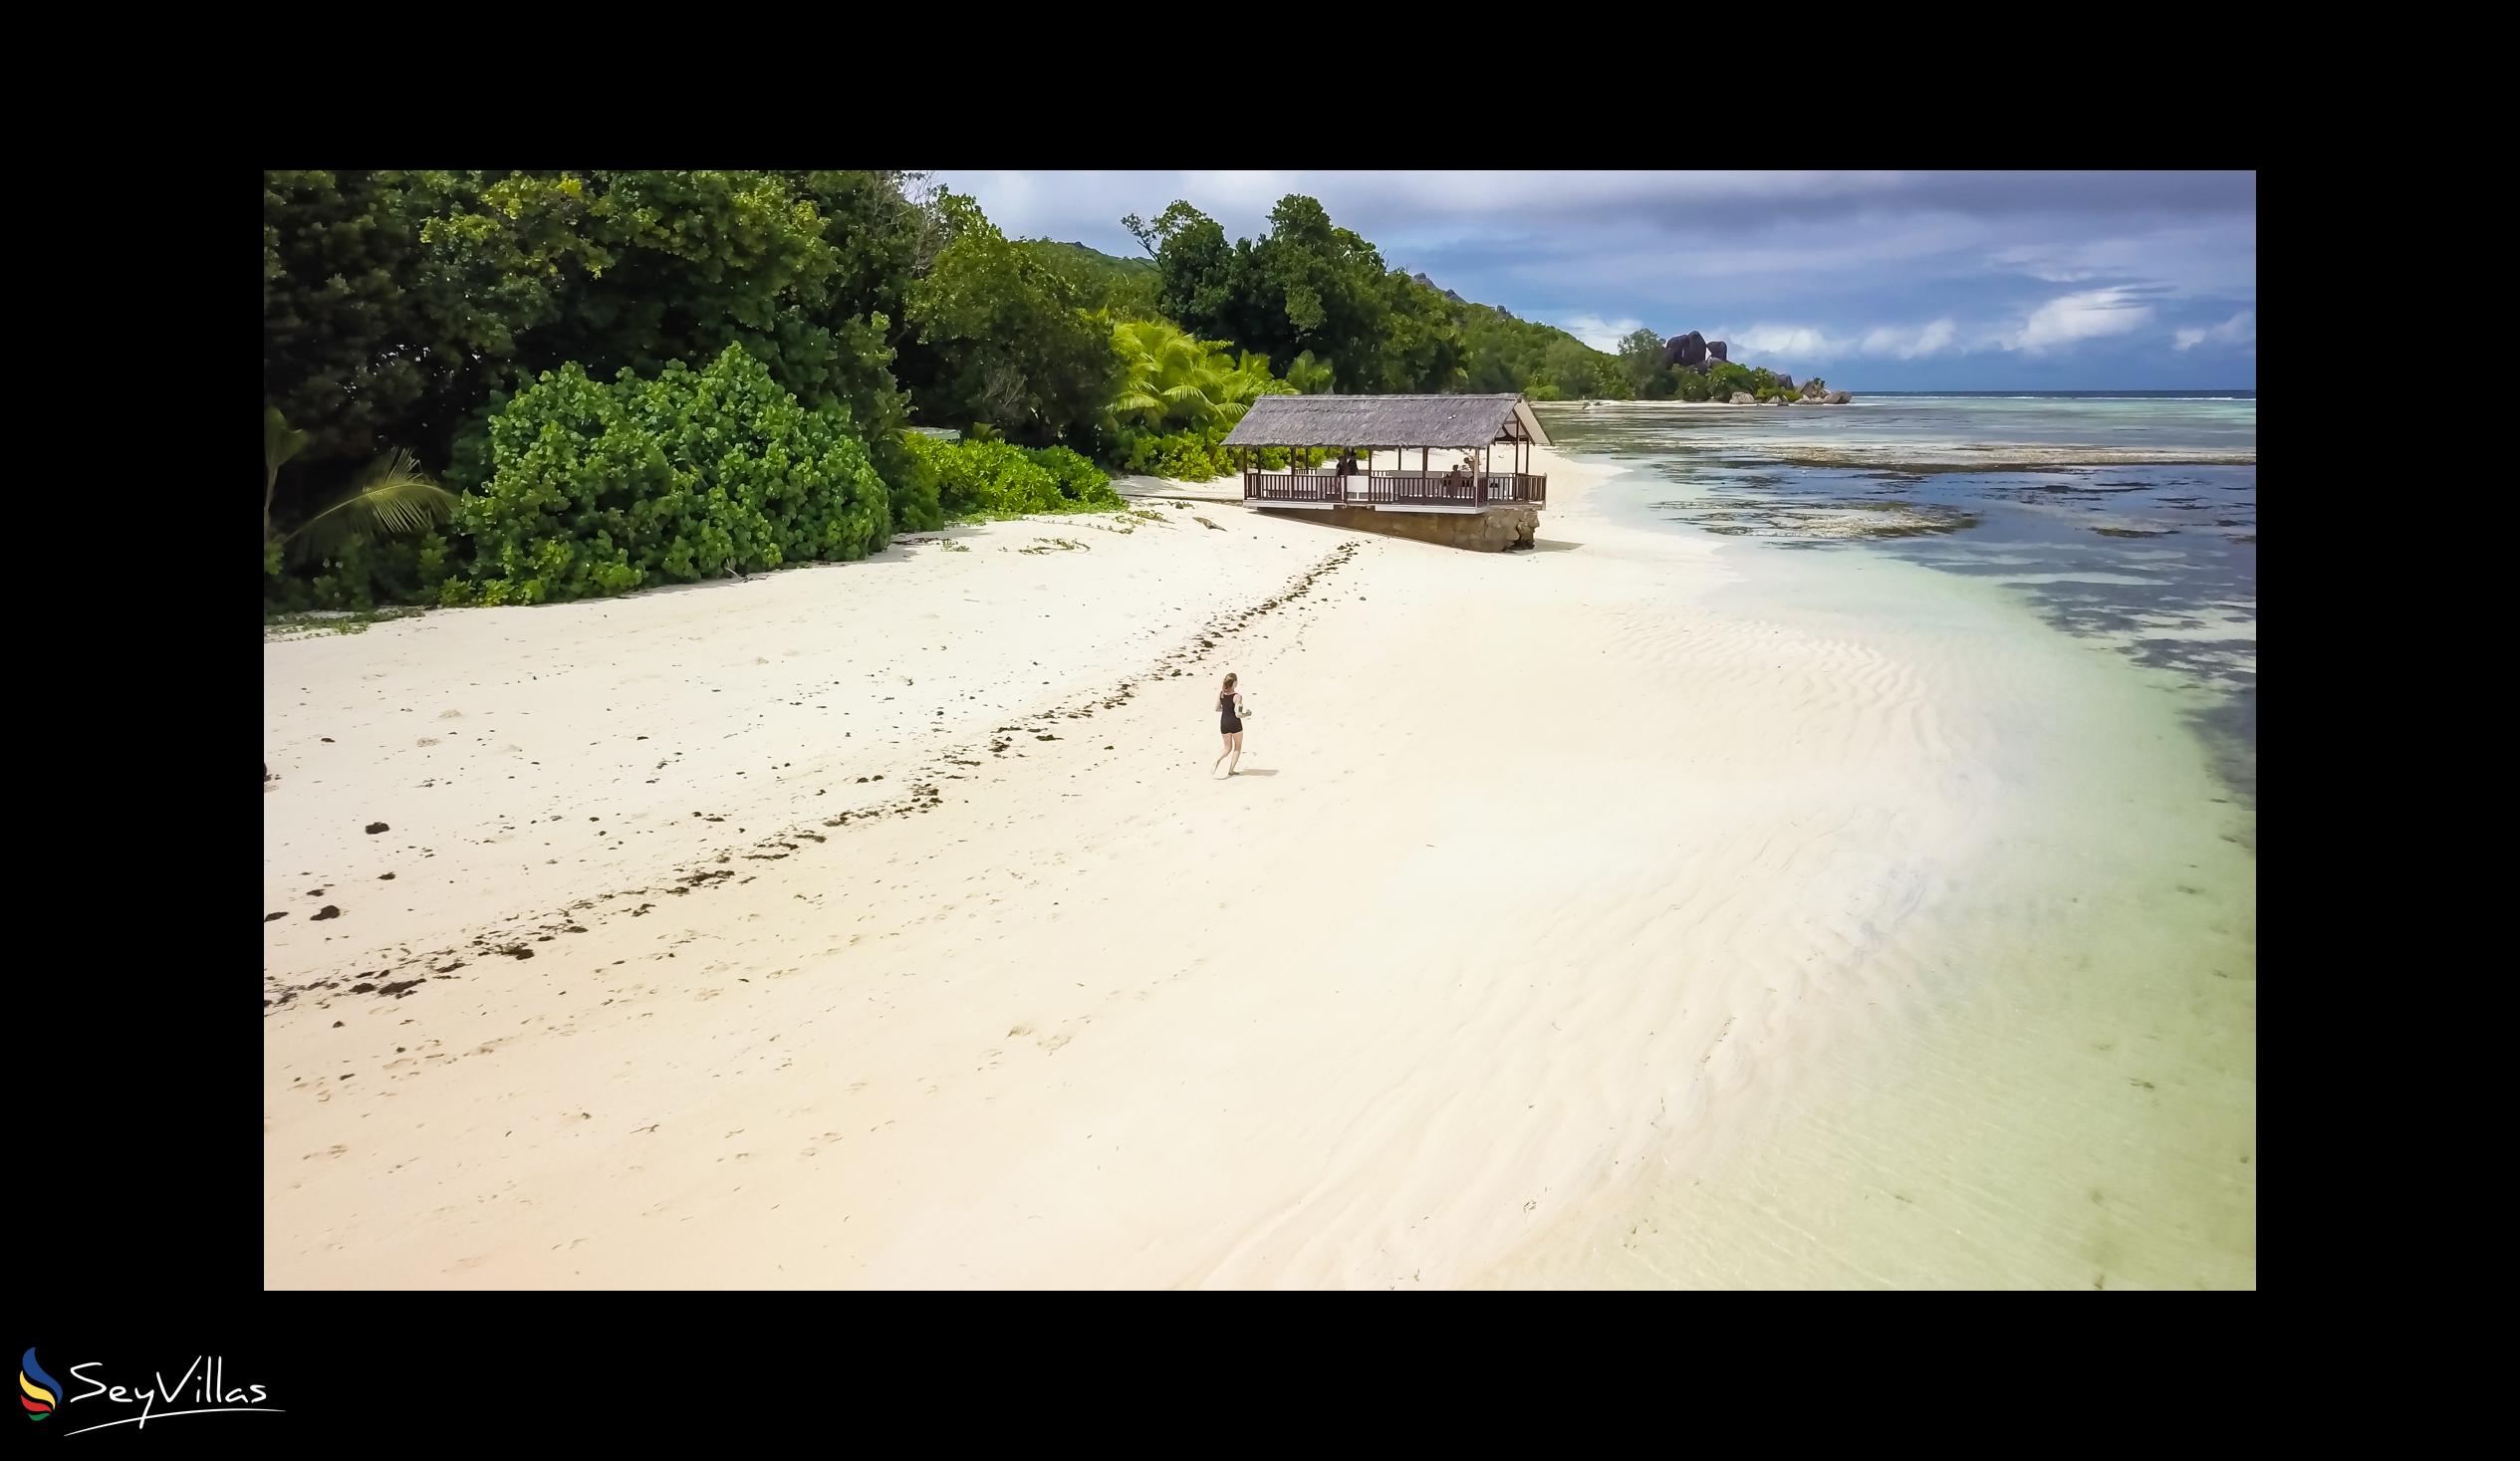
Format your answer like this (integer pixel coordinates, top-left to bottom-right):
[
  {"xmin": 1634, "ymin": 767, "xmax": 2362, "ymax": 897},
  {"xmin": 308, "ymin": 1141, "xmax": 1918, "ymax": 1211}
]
[
  {"xmin": 438, "ymin": 709, "xmax": 463, "ymax": 719},
  {"xmin": 1039, "ymin": 1032, "xmax": 1073, "ymax": 1053}
]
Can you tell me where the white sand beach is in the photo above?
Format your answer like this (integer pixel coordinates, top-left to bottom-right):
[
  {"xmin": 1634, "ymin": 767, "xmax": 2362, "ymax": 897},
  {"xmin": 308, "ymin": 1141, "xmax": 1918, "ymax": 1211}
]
[{"xmin": 263, "ymin": 448, "xmax": 2254, "ymax": 1289}]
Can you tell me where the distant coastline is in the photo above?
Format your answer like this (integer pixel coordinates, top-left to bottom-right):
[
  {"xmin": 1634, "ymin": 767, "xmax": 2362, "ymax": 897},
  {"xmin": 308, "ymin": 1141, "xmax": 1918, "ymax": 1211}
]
[{"xmin": 1850, "ymin": 389, "xmax": 2257, "ymax": 399}]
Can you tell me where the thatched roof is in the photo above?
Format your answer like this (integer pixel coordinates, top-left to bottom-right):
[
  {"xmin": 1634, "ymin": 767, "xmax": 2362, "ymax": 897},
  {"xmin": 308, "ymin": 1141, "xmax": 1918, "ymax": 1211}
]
[{"xmin": 1221, "ymin": 394, "xmax": 1552, "ymax": 450}]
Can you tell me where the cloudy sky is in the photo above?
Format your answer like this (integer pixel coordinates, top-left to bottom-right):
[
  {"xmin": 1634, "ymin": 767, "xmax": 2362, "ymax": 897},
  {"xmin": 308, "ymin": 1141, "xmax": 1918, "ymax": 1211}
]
[{"xmin": 934, "ymin": 171, "xmax": 2255, "ymax": 390}]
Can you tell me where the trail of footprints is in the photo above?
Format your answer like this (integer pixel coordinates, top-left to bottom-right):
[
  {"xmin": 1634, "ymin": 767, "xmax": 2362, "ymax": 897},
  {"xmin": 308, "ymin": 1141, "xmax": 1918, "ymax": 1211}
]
[{"xmin": 265, "ymin": 542, "xmax": 1364, "ymax": 1016}]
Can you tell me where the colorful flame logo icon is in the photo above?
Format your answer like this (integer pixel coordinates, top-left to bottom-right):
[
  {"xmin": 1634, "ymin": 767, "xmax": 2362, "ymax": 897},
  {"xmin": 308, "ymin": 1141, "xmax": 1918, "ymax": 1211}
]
[{"xmin": 20, "ymin": 1347, "xmax": 60, "ymax": 1422}]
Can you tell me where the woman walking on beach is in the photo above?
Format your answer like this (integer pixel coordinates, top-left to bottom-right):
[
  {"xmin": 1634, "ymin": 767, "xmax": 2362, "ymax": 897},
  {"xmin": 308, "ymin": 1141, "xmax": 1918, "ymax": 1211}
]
[{"xmin": 1212, "ymin": 672, "xmax": 1245, "ymax": 778}]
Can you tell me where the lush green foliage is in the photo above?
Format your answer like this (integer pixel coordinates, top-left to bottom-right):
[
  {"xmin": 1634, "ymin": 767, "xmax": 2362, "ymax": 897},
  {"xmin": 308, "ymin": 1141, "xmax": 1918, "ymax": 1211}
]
[
  {"xmin": 1111, "ymin": 428, "xmax": 1235, "ymax": 481},
  {"xmin": 1453, "ymin": 303, "xmax": 1617, "ymax": 400},
  {"xmin": 1283, "ymin": 350, "xmax": 1335, "ymax": 395},
  {"xmin": 1096, "ymin": 320, "xmax": 1302, "ymax": 482},
  {"xmin": 444, "ymin": 346, "xmax": 889, "ymax": 606},
  {"xmin": 901, "ymin": 433, "xmax": 1125, "ymax": 519},
  {"xmin": 264, "ymin": 169, "xmax": 1802, "ymax": 614},
  {"xmin": 1608, "ymin": 339, "xmax": 1817, "ymax": 403},
  {"xmin": 1619, "ymin": 329, "xmax": 1676, "ymax": 398},
  {"xmin": 1127, "ymin": 196, "xmax": 1465, "ymax": 393},
  {"xmin": 902, "ymin": 195, "xmax": 1121, "ymax": 446},
  {"xmin": 285, "ymin": 448, "xmax": 460, "ymax": 566},
  {"xmin": 1023, "ymin": 240, "xmax": 1161, "ymax": 321},
  {"xmin": 265, "ymin": 170, "xmax": 932, "ymax": 590},
  {"xmin": 266, "ymin": 170, "xmax": 913, "ymax": 484},
  {"xmin": 265, "ymin": 406, "xmax": 309, "ymax": 544},
  {"xmin": 1106, "ymin": 320, "xmax": 1290, "ymax": 433},
  {"xmin": 1109, "ymin": 431, "xmax": 1326, "ymax": 480}
]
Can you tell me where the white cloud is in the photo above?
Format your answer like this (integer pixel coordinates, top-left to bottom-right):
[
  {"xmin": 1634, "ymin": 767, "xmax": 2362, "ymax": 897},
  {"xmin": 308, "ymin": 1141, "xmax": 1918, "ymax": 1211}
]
[
  {"xmin": 1559, "ymin": 313, "xmax": 1647, "ymax": 353},
  {"xmin": 2009, "ymin": 288, "xmax": 2154, "ymax": 352},
  {"xmin": 1721, "ymin": 324, "xmax": 1848, "ymax": 359},
  {"xmin": 1858, "ymin": 318, "xmax": 1959, "ymax": 359},
  {"xmin": 1698, "ymin": 319, "xmax": 1961, "ymax": 368},
  {"xmin": 2174, "ymin": 310, "xmax": 2255, "ymax": 352}
]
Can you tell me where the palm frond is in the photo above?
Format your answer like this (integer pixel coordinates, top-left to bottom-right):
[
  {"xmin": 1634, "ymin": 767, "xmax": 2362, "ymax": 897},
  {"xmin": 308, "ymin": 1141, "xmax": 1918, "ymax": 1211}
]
[
  {"xmin": 1160, "ymin": 383, "xmax": 1219, "ymax": 420},
  {"xmin": 1111, "ymin": 390, "xmax": 1169, "ymax": 421},
  {"xmin": 285, "ymin": 449, "xmax": 459, "ymax": 565},
  {"xmin": 265, "ymin": 406, "xmax": 310, "ymax": 484}
]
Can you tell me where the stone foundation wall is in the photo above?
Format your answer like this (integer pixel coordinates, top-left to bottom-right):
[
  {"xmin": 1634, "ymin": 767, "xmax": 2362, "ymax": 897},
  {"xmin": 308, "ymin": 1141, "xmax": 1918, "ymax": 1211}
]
[{"xmin": 1263, "ymin": 504, "xmax": 1538, "ymax": 552}]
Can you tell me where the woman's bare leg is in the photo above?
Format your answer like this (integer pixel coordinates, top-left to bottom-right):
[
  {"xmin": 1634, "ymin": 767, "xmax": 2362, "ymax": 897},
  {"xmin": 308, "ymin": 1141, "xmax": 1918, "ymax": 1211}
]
[
  {"xmin": 1214, "ymin": 734, "xmax": 1232, "ymax": 777},
  {"xmin": 1227, "ymin": 730, "xmax": 1243, "ymax": 776}
]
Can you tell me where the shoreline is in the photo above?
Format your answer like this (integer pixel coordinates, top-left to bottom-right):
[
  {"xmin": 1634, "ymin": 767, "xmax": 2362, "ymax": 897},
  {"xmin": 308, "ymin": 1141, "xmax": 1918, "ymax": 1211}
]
[{"xmin": 265, "ymin": 444, "xmax": 2253, "ymax": 1289}]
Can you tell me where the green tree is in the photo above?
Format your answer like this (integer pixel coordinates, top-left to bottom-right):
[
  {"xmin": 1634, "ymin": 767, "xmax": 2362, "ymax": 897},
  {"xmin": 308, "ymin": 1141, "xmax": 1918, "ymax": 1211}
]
[
  {"xmin": 905, "ymin": 196, "xmax": 1121, "ymax": 445},
  {"xmin": 1527, "ymin": 338, "xmax": 1630, "ymax": 401},
  {"xmin": 266, "ymin": 169, "xmax": 925, "ymax": 505},
  {"xmin": 1127, "ymin": 202, "xmax": 1248, "ymax": 344},
  {"xmin": 1129, "ymin": 195, "xmax": 1466, "ymax": 394},
  {"xmin": 263, "ymin": 169, "xmax": 539, "ymax": 482},
  {"xmin": 1023, "ymin": 240, "xmax": 1161, "ymax": 321},
  {"xmin": 1619, "ymin": 328, "xmax": 1677, "ymax": 398}
]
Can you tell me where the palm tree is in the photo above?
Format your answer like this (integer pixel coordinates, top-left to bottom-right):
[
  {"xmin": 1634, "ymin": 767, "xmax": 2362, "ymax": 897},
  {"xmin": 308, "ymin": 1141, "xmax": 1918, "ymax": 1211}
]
[
  {"xmin": 1108, "ymin": 320, "xmax": 1213, "ymax": 430},
  {"xmin": 278, "ymin": 443, "xmax": 461, "ymax": 565},
  {"xmin": 1107, "ymin": 322, "xmax": 1292, "ymax": 436},
  {"xmin": 1284, "ymin": 350, "xmax": 1335, "ymax": 395},
  {"xmin": 1214, "ymin": 351, "xmax": 1290, "ymax": 426}
]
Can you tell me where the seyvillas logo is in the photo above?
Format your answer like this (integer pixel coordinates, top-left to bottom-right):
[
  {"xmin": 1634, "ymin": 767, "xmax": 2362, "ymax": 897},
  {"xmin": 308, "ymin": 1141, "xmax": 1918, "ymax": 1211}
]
[
  {"xmin": 18, "ymin": 1348, "xmax": 282, "ymax": 1436},
  {"xmin": 20, "ymin": 1348, "xmax": 60, "ymax": 1421}
]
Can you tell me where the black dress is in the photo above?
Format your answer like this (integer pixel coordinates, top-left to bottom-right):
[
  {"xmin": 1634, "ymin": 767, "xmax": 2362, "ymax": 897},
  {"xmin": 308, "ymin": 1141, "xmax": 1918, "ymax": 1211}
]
[{"xmin": 1218, "ymin": 692, "xmax": 1242, "ymax": 734}]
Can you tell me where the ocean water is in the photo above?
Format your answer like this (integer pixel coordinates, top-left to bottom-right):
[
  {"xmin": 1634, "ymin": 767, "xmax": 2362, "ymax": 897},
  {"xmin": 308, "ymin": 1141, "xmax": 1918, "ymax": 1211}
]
[
  {"xmin": 1511, "ymin": 393, "xmax": 2257, "ymax": 1288},
  {"xmin": 1538, "ymin": 394, "xmax": 2257, "ymax": 810}
]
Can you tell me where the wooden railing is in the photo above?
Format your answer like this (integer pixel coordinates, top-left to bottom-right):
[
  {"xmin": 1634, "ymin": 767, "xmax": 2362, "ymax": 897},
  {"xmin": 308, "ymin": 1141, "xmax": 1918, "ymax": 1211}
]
[{"xmin": 1242, "ymin": 470, "xmax": 1547, "ymax": 509}]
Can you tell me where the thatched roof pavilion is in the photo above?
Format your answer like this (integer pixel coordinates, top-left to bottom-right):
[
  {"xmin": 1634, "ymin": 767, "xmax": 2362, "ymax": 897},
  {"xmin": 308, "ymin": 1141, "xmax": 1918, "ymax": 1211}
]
[
  {"xmin": 1222, "ymin": 394, "xmax": 1552, "ymax": 454},
  {"xmin": 1220, "ymin": 393, "xmax": 1550, "ymax": 514}
]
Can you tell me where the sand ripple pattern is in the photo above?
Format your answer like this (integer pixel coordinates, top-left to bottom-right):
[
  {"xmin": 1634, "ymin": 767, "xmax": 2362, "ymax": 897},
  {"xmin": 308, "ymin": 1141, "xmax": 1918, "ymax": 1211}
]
[{"xmin": 263, "ymin": 458, "xmax": 2253, "ymax": 1289}]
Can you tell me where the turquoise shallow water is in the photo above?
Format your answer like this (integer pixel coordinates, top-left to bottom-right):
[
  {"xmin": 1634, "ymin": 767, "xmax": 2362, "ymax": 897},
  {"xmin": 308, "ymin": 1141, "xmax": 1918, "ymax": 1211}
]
[
  {"xmin": 1505, "ymin": 397, "xmax": 2256, "ymax": 1288},
  {"xmin": 1539, "ymin": 396, "xmax": 2256, "ymax": 810}
]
